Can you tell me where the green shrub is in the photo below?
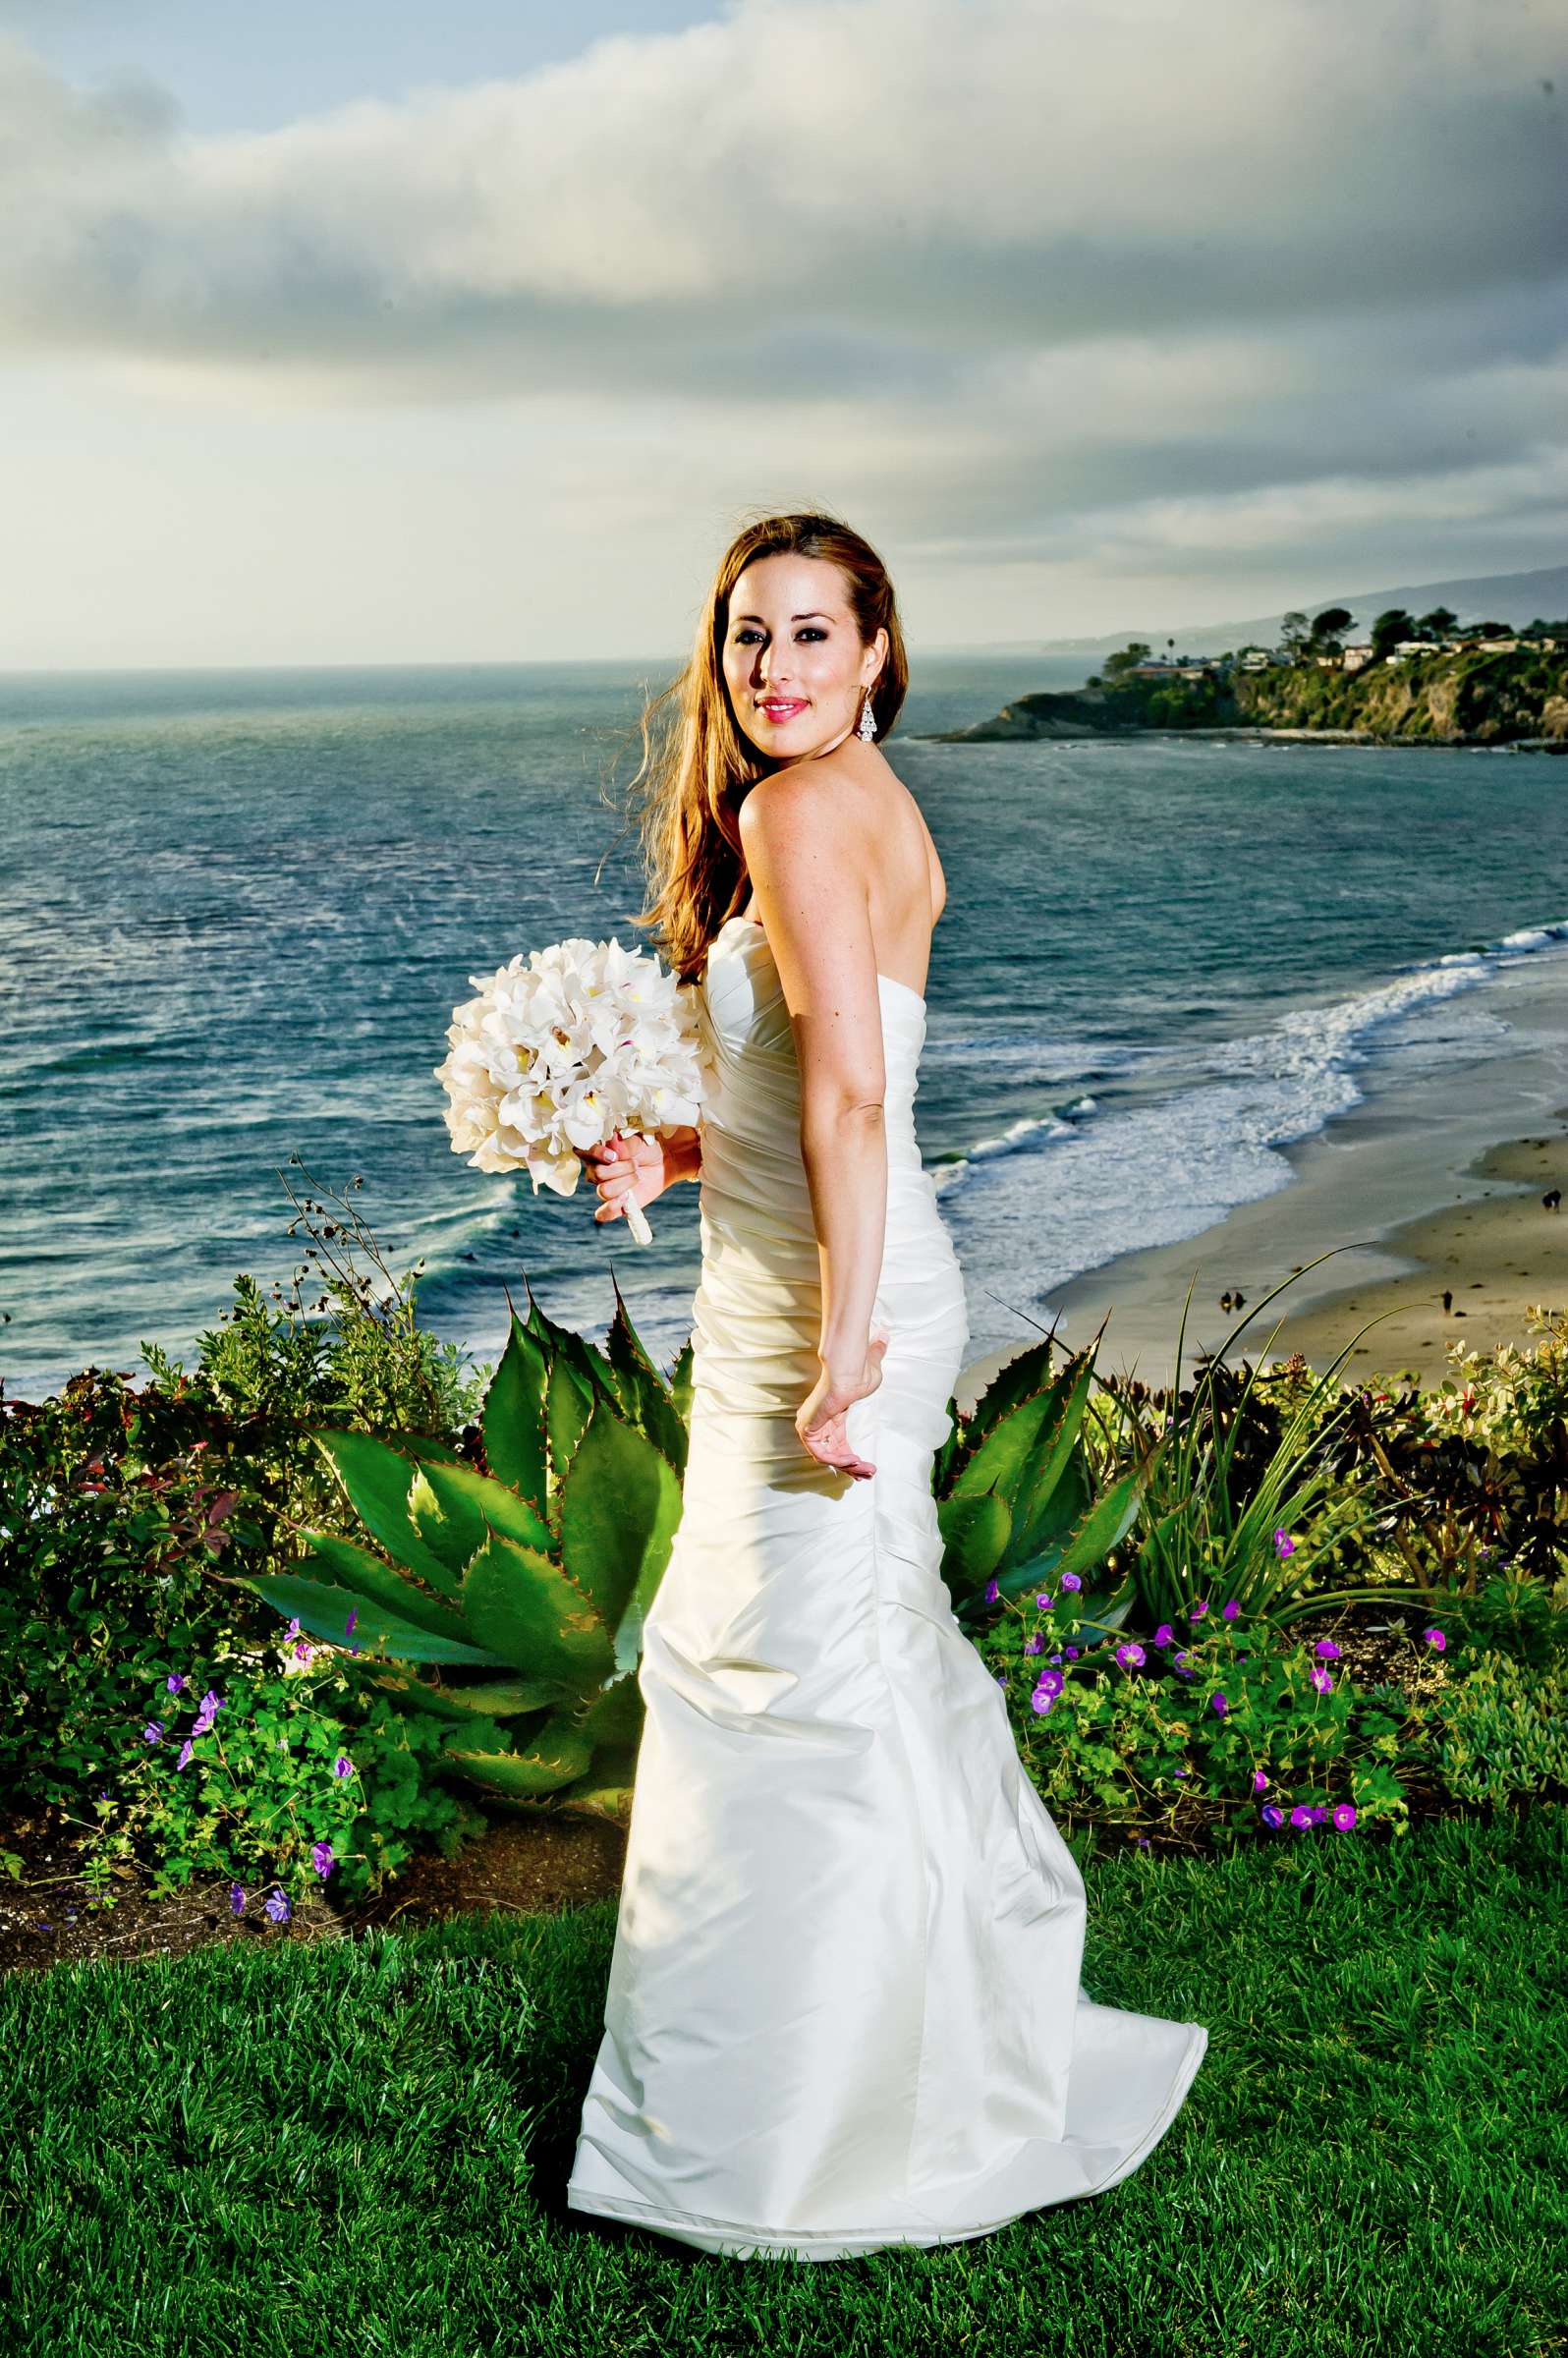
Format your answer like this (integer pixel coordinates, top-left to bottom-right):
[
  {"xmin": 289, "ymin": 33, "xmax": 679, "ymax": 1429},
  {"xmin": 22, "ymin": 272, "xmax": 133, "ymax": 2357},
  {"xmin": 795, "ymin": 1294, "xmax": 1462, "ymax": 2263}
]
[
  {"xmin": 76, "ymin": 1625, "xmax": 486, "ymax": 1914},
  {"xmin": 1423, "ymin": 1652, "xmax": 1568, "ymax": 1810}
]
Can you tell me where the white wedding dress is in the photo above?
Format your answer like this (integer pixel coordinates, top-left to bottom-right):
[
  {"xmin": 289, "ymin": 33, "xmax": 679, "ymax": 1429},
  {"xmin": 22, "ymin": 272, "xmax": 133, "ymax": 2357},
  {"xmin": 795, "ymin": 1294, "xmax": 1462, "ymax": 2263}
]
[{"xmin": 565, "ymin": 915, "xmax": 1208, "ymax": 2261}]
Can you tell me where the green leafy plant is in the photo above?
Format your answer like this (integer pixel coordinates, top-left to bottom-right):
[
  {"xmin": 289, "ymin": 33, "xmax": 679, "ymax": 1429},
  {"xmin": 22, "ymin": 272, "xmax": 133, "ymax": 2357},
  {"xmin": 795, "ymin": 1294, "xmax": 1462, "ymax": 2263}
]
[
  {"xmin": 76, "ymin": 1629, "xmax": 486, "ymax": 1914},
  {"xmin": 933, "ymin": 1327, "xmax": 1153, "ymax": 1636},
  {"xmin": 1103, "ymin": 1259, "xmax": 1469, "ymax": 1631},
  {"xmin": 1423, "ymin": 1650, "xmax": 1568, "ymax": 1809},
  {"xmin": 232, "ymin": 1275, "xmax": 690, "ymax": 1820}
]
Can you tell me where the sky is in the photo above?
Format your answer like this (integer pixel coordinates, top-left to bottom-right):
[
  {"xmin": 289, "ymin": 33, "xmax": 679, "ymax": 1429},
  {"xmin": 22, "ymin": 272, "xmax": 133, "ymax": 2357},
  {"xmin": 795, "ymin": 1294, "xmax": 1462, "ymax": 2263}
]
[{"xmin": 0, "ymin": 0, "xmax": 1564, "ymax": 669}]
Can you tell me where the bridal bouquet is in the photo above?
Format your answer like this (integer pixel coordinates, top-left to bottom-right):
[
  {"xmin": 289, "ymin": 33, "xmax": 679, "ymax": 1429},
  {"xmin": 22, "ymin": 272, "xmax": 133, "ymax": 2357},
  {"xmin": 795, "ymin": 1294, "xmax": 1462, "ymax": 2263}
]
[{"xmin": 434, "ymin": 935, "xmax": 703, "ymax": 1245}]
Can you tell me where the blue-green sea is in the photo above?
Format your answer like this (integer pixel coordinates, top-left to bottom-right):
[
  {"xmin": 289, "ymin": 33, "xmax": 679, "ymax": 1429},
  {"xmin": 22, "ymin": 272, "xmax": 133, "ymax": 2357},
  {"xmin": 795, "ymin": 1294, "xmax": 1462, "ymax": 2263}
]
[{"xmin": 3, "ymin": 655, "xmax": 1566, "ymax": 1402}]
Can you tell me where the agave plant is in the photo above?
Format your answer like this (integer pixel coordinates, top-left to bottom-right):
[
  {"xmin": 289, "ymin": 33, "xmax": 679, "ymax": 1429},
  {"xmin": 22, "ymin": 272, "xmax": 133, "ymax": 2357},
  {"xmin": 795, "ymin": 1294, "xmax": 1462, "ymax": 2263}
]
[
  {"xmin": 234, "ymin": 1271, "xmax": 691, "ymax": 1819},
  {"xmin": 934, "ymin": 1323, "xmax": 1154, "ymax": 1641}
]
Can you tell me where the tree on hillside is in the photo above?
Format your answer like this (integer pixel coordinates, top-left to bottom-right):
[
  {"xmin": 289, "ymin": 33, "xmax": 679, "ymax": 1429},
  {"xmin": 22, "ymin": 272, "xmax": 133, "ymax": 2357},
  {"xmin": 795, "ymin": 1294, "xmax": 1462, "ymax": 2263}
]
[
  {"xmin": 1370, "ymin": 607, "xmax": 1414, "ymax": 660},
  {"xmin": 1311, "ymin": 605, "xmax": 1354, "ymax": 651},
  {"xmin": 1278, "ymin": 610, "xmax": 1312, "ymax": 661},
  {"xmin": 1103, "ymin": 642, "xmax": 1152, "ymax": 679},
  {"xmin": 1416, "ymin": 605, "xmax": 1458, "ymax": 640}
]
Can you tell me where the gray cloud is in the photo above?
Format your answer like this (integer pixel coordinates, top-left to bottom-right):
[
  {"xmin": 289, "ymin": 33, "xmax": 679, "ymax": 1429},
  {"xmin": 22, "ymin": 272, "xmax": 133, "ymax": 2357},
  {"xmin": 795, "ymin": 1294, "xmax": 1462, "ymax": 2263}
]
[{"xmin": 1, "ymin": 0, "xmax": 1564, "ymax": 591}]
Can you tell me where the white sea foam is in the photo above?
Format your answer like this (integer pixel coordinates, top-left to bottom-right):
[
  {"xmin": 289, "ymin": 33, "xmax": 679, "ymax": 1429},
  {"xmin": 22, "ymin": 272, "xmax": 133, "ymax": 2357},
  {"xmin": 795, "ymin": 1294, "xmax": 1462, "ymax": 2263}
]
[{"xmin": 933, "ymin": 915, "xmax": 1568, "ymax": 1323}]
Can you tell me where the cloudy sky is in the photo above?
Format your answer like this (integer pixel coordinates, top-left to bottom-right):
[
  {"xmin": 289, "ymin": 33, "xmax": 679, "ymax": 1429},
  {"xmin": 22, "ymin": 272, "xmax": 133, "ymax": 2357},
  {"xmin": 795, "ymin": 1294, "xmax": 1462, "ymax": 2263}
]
[{"xmin": 1, "ymin": 0, "xmax": 1563, "ymax": 668}]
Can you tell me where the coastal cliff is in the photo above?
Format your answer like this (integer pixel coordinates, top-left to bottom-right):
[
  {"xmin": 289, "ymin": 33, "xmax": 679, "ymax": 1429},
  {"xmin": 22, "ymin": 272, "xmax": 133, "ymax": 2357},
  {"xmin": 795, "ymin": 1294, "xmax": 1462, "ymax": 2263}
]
[{"xmin": 929, "ymin": 646, "xmax": 1568, "ymax": 747}]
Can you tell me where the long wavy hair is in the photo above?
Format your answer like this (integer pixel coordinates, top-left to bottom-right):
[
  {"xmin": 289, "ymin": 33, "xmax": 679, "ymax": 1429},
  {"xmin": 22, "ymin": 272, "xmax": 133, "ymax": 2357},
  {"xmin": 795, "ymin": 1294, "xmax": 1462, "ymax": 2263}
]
[{"xmin": 604, "ymin": 510, "xmax": 911, "ymax": 984}]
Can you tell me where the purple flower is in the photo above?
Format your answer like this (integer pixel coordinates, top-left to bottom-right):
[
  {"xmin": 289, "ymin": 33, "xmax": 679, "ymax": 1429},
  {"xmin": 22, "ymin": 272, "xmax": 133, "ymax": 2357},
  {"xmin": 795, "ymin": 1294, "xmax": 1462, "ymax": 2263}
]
[
  {"xmin": 1274, "ymin": 1529, "xmax": 1296, "ymax": 1558},
  {"xmin": 142, "ymin": 1721, "xmax": 164, "ymax": 1745},
  {"xmin": 994, "ymin": 1669, "xmax": 1008, "ymax": 1685},
  {"xmin": 191, "ymin": 1688, "xmax": 225, "ymax": 1736},
  {"xmin": 1064, "ymin": 1646, "xmax": 1080, "ymax": 1660},
  {"xmin": 1209, "ymin": 1691, "xmax": 1228, "ymax": 1716},
  {"xmin": 311, "ymin": 1840, "xmax": 336, "ymax": 1880},
  {"xmin": 1423, "ymin": 1626, "xmax": 1446, "ymax": 1651},
  {"xmin": 1315, "ymin": 1639, "xmax": 1341, "ymax": 1660},
  {"xmin": 984, "ymin": 1577, "xmax": 1000, "ymax": 1603},
  {"xmin": 165, "ymin": 1672, "xmax": 186, "ymax": 1694},
  {"xmin": 1048, "ymin": 1652, "xmax": 1063, "ymax": 1663},
  {"xmin": 332, "ymin": 1756, "xmax": 353, "ymax": 1779},
  {"xmin": 1252, "ymin": 1768, "xmax": 1268, "ymax": 1793},
  {"xmin": 1260, "ymin": 1804, "xmax": 1284, "ymax": 1828},
  {"xmin": 230, "ymin": 1883, "xmax": 247, "ymax": 1915},
  {"xmin": 1174, "ymin": 1767, "xmax": 1190, "ymax": 1777},
  {"xmin": 286, "ymin": 1618, "xmax": 302, "ymax": 1639},
  {"xmin": 345, "ymin": 1607, "xmax": 359, "ymax": 1636},
  {"xmin": 176, "ymin": 1738, "xmax": 194, "ymax": 1770},
  {"xmin": 1115, "ymin": 1642, "xmax": 1148, "ymax": 1669},
  {"xmin": 1190, "ymin": 1598, "xmax": 1209, "ymax": 1619},
  {"xmin": 1310, "ymin": 1667, "xmax": 1333, "ymax": 1694},
  {"xmin": 1153, "ymin": 1622, "xmax": 1175, "ymax": 1648},
  {"xmin": 1222, "ymin": 1600, "xmax": 1240, "ymax": 1620},
  {"xmin": 1030, "ymin": 1690, "xmax": 1056, "ymax": 1716},
  {"xmin": 1289, "ymin": 1804, "xmax": 1315, "ymax": 1828},
  {"xmin": 1035, "ymin": 1592, "xmax": 1053, "ymax": 1609},
  {"xmin": 263, "ymin": 1887, "xmax": 292, "ymax": 1924},
  {"xmin": 1024, "ymin": 1634, "xmax": 1044, "ymax": 1656},
  {"xmin": 1332, "ymin": 1803, "xmax": 1357, "ymax": 1830},
  {"xmin": 1137, "ymin": 1835, "xmax": 1150, "ymax": 1849},
  {"xmin": 1059, "ymin": 1571, "xmax": 1083, "ymax": 1593},
  {"xmin": 1310, "ymin": 1805, "xmax": 1328, "ymax": 1824},
  {"xmin": 1035, "ymin": 1668, "xmax": 1065, "ymax": 1698}
]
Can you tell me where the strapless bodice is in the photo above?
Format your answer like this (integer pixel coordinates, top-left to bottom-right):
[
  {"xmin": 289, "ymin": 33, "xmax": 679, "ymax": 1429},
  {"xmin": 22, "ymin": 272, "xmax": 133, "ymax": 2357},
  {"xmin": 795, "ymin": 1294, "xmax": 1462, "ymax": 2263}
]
[
  {"xmin": 687, "ymin": 912, "xmax": 960, "ymax": 1411},
  {"xmin": 699, "ymin": 915, "xmax": 928, "ymax": 1169}
]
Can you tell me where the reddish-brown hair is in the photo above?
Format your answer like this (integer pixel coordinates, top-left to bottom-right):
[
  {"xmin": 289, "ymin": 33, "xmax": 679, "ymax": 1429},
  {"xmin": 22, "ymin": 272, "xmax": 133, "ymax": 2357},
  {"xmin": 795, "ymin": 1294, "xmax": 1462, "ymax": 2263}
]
[{"xmin": 608, "ymin": 509, "xmax": 910, "ymax": 983}]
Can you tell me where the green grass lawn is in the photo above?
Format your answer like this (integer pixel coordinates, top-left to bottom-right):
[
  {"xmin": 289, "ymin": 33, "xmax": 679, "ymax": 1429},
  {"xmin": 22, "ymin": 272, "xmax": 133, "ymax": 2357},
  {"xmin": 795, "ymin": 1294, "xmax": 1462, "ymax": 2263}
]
[{"xmin": 3, "ymin": 1807, "xmax": 1564, "ymax": 2358}]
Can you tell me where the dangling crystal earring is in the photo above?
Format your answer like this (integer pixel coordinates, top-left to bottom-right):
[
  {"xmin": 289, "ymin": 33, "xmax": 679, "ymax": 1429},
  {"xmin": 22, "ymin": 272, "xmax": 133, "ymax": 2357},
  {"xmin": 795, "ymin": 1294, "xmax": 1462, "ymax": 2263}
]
[{"xmin": 857, "ymin": 690, "xmax": 878, "ymax": 741}]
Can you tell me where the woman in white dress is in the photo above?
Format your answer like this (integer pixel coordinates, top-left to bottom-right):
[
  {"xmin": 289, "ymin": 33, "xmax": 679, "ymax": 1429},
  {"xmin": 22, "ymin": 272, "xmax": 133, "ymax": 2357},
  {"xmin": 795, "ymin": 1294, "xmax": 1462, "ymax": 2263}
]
[{"xmin": 565, "ymin": 512, "xmax": 1209, "ymax": 2262}]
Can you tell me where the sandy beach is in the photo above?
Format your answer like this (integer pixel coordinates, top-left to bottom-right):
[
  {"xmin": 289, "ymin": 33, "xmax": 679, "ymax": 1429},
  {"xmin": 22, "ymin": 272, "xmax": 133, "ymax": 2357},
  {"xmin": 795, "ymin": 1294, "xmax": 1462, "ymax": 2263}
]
[{"xmin": 955, "ymin": 952, "xmax": 1568, "ymax": 1409}]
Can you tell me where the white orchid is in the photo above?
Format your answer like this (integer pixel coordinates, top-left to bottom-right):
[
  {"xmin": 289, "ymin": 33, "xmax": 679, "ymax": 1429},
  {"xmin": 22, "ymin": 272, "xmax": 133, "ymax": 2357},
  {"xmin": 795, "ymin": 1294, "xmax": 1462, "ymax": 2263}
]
[{"xmin": 433, "ymin": 934, "xmax": 703, "ymax": 1243}]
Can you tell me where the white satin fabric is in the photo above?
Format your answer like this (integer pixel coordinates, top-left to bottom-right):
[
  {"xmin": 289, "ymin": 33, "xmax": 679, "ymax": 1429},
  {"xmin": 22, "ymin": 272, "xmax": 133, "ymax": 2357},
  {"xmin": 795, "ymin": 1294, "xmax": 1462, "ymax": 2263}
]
[{"xmin": 566, "ymin": 916, "xmax": 1208, "ymax": 2261}]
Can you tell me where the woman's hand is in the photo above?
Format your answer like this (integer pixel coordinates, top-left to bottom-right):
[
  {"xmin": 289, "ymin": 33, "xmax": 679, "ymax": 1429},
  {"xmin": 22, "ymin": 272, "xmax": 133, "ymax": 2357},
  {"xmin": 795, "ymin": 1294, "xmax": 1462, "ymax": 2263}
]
[
  {"xmin": 575, "ymin": 1127, "xmax": 693, "ymax": 1226},
  {"xmin": 795, "ymin": 1329, "xmax": 890, "ymax": 1479}
]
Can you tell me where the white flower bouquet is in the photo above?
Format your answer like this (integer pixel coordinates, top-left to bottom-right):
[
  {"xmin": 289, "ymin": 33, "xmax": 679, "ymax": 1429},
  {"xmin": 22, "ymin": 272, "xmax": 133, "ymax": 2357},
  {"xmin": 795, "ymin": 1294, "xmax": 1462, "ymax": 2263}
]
[{"xmin": 434, "ymin": 935, "xmax": 703, "ymax": 1245}]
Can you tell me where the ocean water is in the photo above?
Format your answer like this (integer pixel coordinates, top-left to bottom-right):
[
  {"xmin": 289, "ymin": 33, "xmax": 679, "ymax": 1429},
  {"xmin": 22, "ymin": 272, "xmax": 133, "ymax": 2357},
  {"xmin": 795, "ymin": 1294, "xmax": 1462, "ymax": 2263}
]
[{"xmin": 3, "ymin": 656, "xmax": 1566, "ymax": 1403}]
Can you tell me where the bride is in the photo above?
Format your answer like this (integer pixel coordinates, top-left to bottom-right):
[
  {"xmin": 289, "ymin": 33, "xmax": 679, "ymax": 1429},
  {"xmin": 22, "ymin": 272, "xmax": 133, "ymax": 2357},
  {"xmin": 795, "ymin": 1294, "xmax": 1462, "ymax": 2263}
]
[{"xmin": 565, "ymin": 510, "xmax": 1208, "ymax": 2262}]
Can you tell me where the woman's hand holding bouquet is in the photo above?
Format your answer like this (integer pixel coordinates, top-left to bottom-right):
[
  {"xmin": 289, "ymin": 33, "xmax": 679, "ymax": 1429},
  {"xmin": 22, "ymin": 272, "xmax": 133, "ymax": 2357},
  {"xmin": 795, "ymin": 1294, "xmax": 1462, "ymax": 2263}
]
[{"xmin": 577, "ymin": 1124, "xmax": 700, "ymax": 1226}]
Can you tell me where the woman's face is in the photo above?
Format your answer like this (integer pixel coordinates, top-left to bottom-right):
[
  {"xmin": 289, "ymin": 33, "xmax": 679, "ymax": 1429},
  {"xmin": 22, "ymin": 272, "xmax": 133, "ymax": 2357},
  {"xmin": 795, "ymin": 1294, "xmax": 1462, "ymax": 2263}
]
[{"xmin": 721, "ymin": 553, "xmax": 887, "ymax": 761}]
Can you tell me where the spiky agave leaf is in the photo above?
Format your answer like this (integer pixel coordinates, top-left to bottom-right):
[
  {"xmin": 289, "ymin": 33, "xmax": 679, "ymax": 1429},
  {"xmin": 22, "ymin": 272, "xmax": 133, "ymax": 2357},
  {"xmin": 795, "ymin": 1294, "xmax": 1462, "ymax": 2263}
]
[
  {"xmin": 601, "ymin": 1270, "xmax": 688, "ymax": 1473},
  {"xmin": 1003, "ymin": 1349, "xmax": 1099, "ymax": 1563},
  {"xmin": 668, "ymin": 1335, "xmax": 695, "ymax": 1428},
  {"xmin": 460, "ymin": 1527, "xmax": 616, "ymax": 1691},
  {"xmin": 442, "ymin": 1710, "xmax": 595, "ymax": 1801},
  {"xmin": 312, "ymin": 1429, "xmax": 462, "ymax": 1599},
  {"xmin": 935, "ymin": 1488, "xmax": 1012, "ymax": 1592},
  {"xmin": 481, "ymin": 1309, "xmax": 549, "ymax": 1508},
  {"xmin": 362, "ymin": 1663, "xmax": 565, "ymax": 1721},
  {"xmin": 944, "ymin": 1371, "xmax": 1083, "ymax": 1520},
  {"xmin": 238, "ymin": 1568, "xmax": 507, "ymax": 1664},
  {"xmin": 558, "ymin": 1400, "xmax": 683, "ymax": 1639},
  {"xmin": 297, "ymin": 1530, "xmax": 475, "ymax": 1643},
  {"xmin": 409, "ymin": 1456, "xmax": 552, "ymax": 1573}
]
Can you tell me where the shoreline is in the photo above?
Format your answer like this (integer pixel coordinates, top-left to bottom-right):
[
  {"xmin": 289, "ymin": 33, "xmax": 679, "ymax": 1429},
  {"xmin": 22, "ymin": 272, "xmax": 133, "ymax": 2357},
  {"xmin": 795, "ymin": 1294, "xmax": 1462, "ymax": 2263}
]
[
  {"xmin": 957, "ymin": 1128, "xmax": 1568, "ymax": 1410},
  {"xmin": 924, "ymin": 726, "xmax": 1568, "ymax": 751},
  {"xmin": 955, "ymin": 957, "xmax": 1568, "ymax": 1407}
]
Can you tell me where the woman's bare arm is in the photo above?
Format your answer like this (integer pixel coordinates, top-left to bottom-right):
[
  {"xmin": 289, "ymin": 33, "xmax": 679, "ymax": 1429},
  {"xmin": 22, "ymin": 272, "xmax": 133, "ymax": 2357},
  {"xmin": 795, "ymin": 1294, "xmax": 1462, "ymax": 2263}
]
[{"xmin": 737, "ymin": 764, "xmax": 887, "ymax": 1380}]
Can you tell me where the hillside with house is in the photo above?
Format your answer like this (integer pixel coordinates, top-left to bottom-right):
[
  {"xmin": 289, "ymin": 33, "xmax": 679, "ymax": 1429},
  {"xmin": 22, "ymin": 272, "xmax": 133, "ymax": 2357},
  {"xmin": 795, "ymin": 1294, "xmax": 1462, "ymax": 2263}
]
[{"xmin": 932, "ymin": 602, "xmax": 1568, "ymax": 746}]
